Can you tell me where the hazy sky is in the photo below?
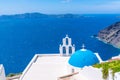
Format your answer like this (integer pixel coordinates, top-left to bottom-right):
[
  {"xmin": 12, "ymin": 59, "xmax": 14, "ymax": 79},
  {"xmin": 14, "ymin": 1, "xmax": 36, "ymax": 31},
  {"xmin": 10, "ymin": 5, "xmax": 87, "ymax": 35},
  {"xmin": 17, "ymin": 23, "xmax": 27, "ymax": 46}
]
[{"xmin": 0, "ymin": 0, "xmax": 120, "ymax": 14}]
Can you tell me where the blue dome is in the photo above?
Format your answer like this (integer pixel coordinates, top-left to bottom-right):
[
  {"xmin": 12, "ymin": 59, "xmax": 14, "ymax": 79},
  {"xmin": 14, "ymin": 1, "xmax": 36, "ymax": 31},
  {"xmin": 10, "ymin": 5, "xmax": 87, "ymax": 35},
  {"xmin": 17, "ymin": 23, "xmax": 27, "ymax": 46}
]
[{"xmin": 68, "ymin": 49, "xmax": 99, "ymax": 68}]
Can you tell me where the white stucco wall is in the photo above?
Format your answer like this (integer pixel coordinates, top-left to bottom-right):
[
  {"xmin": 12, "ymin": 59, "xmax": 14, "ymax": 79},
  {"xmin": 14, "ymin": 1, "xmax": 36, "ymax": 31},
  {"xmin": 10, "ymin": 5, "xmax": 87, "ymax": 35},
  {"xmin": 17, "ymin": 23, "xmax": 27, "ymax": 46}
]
[
  {"xmin": 114, "ymin": 72, "xmax": 120, "ymax": 80},
  {"xmin": 0, "ymin": 64, "xmax": 6, "ymax": 80},
  {"xmin": 73, "ymin": 66, "xmax": 103, "ymax": 80},
  {"xmin": 109, "ymin": 71, "xmax": 120, "ymax": 80},
  {"xmin": 73, "ymin": 66, "xmax": 120, "ymax": 80}
]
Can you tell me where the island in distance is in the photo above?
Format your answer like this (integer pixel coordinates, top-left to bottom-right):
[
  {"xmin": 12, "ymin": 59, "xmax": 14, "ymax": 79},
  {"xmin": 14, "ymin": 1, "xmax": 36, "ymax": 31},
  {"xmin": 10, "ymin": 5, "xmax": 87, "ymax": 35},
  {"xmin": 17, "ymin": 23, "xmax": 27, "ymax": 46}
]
[{"xmin": 98, "ymin": 22, "xmax": 120, "ymax": 48}]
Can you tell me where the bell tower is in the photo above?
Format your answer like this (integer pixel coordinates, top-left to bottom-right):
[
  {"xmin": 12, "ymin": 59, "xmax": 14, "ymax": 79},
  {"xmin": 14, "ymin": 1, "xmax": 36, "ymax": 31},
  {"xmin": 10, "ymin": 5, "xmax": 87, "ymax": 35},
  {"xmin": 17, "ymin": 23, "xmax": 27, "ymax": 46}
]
[{"xmin": 59, "ymin": 35, "xmax": 75, "ymax": 56}]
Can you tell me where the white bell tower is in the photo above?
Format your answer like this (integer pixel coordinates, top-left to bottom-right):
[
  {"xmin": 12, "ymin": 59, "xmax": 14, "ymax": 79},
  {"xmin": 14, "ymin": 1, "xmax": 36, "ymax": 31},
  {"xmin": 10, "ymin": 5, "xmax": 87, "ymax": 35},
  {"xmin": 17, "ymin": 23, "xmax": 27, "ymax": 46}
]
[{"xmin": 59, "ymin": 35, "xmax": 75, "ymax": 56}]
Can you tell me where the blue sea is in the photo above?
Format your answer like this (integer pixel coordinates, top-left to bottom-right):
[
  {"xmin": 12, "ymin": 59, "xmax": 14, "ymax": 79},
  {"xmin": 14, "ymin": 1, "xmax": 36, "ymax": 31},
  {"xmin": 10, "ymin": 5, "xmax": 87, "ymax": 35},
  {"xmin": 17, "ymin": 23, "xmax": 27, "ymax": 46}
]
[{"xmin": 0, "ymin": 14, "xmax": 120, "ymax": 75}]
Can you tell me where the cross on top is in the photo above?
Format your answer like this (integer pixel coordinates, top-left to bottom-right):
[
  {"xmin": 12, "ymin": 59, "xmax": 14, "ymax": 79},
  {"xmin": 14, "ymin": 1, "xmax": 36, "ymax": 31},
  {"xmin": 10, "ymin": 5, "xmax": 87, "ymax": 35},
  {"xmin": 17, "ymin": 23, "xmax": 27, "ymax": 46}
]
[{"xmin": 82, "ymin": 44, "xmax": 85, "ymax": 49}]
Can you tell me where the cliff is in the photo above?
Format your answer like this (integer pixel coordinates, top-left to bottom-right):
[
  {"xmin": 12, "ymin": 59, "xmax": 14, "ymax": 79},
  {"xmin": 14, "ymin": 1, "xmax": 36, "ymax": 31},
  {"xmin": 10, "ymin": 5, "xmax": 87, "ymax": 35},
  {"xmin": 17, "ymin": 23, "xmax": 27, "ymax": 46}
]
[{"xmin": 98, "ymin": 22, "xmax": 120, "ymax": 48}]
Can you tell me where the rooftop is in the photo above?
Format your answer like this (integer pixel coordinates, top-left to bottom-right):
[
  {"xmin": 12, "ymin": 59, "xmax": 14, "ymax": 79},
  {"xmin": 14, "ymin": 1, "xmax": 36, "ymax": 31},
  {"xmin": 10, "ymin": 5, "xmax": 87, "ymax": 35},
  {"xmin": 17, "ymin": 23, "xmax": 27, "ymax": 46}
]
[{"xmin": 19, "ymin": 54, "xmax": 70, "ymax": 80}]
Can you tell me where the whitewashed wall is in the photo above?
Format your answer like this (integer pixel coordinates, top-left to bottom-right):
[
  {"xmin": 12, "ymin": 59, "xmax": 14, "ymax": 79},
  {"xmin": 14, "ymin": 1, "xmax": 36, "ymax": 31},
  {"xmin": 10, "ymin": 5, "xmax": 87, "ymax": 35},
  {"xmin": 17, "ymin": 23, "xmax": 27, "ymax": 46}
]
[{"xmin": 0, "ymin": 64, "xmax": 6, "ymax": 80}]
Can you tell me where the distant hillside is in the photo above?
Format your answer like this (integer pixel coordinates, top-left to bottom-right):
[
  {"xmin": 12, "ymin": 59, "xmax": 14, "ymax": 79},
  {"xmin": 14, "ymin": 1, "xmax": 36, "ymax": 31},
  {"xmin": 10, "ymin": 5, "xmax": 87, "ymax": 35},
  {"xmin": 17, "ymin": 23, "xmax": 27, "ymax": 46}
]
[
  {"xmin": 0, "ymin": 13, "xmax": 49, "ymax": 19},
  {"xmin": 98, "ymin": 22, "xmax": 120, "ymax": 48},
  {"xmin": 0, "ymin": 13, "xmax": 83, "ymax": 19}
]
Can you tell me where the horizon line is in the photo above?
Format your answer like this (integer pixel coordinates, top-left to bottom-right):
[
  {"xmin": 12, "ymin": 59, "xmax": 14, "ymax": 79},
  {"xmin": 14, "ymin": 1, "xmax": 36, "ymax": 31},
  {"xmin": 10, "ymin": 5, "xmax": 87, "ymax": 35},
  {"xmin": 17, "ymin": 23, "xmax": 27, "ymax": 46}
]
[{"xmin": 0, "ymin": 12, "xmax": 120, "ymax": 16}]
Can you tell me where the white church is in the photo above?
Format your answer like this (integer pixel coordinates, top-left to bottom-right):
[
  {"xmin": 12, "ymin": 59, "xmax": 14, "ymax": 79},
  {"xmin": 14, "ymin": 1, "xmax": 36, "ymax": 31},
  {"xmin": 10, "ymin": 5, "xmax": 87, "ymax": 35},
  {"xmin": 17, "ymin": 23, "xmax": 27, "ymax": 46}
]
[
  {"xmin": 18, "ymin": 35, "xmax": 120, "ymax": 80},
  {"xmin": 0, "ymin": 35, "xmax": 120, "ymax": 80}
]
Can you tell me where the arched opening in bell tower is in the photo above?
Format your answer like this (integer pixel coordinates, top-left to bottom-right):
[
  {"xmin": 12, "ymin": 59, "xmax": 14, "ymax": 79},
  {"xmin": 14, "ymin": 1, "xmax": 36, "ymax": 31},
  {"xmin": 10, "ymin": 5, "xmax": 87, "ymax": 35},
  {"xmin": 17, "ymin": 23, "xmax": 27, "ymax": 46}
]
[
  {"xmin": 69, "ymin": 46, "xmax": 72, "ymax": 54},
  {"xmin": 63, "ymin": 47, "xmax": 66, "ymax": 54},
  {"xmin": 66, "ymin": 38, "xmax": 69, "ymax": 45}
]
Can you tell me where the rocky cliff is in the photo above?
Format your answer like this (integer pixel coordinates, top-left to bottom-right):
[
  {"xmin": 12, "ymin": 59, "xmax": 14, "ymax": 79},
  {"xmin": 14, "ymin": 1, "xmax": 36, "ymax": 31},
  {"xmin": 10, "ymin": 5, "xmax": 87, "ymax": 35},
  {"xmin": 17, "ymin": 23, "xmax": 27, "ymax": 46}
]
[{"xmin": 98, "ymin": 22, "xmax": 120, "ymax": 48}]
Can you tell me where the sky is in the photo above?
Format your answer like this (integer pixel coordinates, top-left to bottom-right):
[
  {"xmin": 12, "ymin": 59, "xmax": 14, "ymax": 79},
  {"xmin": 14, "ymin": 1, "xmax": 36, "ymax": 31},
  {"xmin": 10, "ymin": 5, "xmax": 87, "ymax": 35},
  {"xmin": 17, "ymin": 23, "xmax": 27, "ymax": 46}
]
[{"xmin": 0, "ymin": 0, "xmax": 120, "ymax": 14}]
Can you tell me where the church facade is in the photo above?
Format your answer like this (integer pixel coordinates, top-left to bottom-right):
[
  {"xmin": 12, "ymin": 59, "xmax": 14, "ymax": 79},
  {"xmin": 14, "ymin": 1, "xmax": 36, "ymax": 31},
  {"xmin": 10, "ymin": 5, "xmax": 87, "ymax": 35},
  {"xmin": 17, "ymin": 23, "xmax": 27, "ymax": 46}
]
[{"xmin": 19, "ymin": 35, "xmax": 120, "ymax": 80}]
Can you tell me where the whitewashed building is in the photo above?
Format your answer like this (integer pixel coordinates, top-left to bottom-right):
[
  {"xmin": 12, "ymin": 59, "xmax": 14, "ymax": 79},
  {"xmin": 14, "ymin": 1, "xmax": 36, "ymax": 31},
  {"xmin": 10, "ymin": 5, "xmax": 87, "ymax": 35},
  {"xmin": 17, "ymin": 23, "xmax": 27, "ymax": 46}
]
[
  {"xmin": 19, "ymin": 35, "xmax": 120, "ymax": 80},
  {"xmin": 0, "ymin": 64, "xmax": 6, "ymax": 80}
]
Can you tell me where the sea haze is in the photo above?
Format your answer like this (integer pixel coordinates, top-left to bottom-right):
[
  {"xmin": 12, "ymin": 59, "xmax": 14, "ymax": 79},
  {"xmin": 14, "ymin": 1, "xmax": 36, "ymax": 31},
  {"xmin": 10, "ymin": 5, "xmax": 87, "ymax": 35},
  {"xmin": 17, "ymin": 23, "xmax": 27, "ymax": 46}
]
[{"xmin": 0, "ymin": 13, "xmax": 120, "ymax": 74}]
